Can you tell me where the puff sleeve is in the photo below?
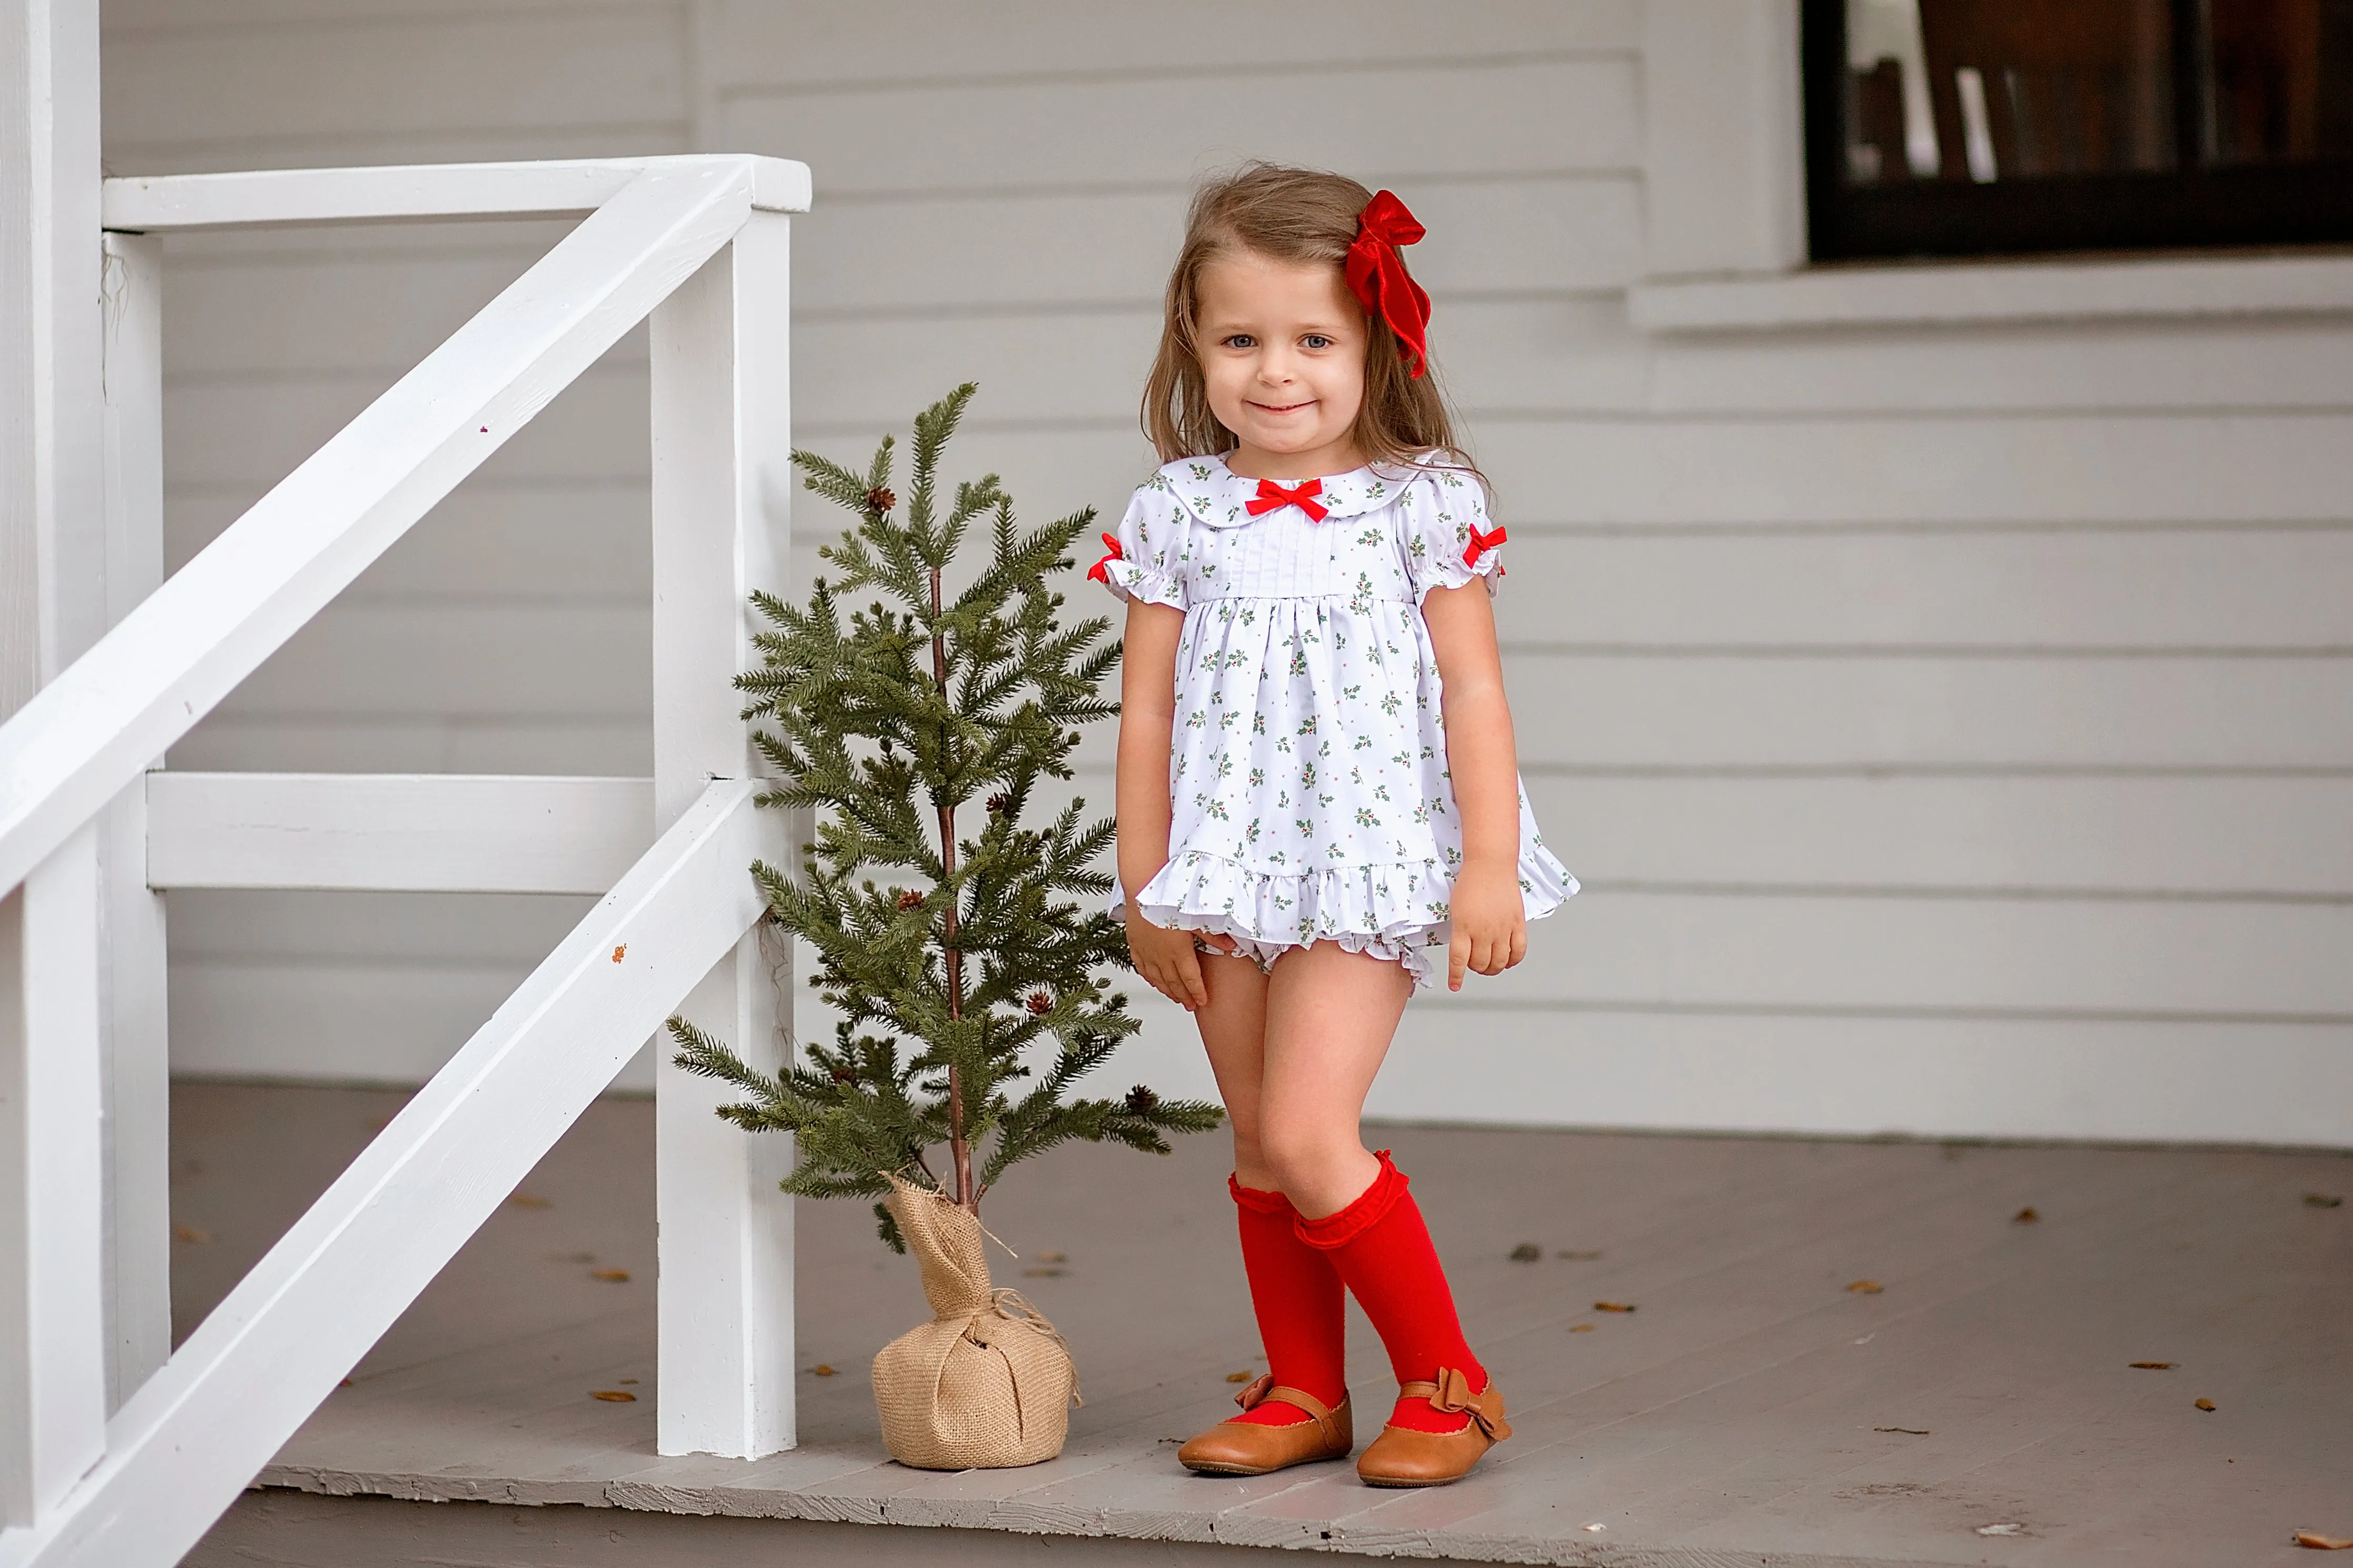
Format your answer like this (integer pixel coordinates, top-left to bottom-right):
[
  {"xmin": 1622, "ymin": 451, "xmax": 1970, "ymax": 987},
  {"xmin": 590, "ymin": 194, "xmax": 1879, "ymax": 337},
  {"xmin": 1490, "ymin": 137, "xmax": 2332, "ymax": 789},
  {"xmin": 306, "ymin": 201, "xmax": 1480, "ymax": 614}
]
[
  {"xmin": 1400, "ymin": 465, "xmax": 1504, "ymax": 601},
  {"xmin": 1089, "ymin": 477, "xmax": 1189, "ymax": 610}
]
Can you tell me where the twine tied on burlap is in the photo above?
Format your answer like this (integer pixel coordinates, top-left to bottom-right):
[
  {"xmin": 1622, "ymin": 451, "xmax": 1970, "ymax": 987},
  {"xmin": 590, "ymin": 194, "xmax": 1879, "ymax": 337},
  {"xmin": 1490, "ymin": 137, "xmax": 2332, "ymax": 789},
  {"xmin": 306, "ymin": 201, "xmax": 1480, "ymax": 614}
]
[{"xmin": 870, "ymin": 1172, "xmax": 1080, "ymax": 1469}]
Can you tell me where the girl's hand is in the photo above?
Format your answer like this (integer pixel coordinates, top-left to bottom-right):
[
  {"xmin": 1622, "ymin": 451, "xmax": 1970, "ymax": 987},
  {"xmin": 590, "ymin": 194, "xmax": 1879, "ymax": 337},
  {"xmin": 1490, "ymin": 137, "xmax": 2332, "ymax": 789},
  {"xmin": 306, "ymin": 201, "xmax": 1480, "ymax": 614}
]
[
  {"xmin": 1447, "ymin": 859, "xmax": 1527, "ymax": 991},
  {"xmin": 1124, "ymin": 910, "xmax": 1235, "ymax": 1012}
]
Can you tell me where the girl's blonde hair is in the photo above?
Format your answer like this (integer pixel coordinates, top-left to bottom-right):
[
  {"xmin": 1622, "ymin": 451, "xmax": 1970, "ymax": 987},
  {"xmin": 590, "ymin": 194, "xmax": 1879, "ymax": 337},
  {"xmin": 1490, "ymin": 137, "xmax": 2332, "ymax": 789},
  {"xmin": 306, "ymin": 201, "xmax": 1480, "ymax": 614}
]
[{"xmin": 1142, "ymin": 163, "xmax": 1480, "ymax": 483}]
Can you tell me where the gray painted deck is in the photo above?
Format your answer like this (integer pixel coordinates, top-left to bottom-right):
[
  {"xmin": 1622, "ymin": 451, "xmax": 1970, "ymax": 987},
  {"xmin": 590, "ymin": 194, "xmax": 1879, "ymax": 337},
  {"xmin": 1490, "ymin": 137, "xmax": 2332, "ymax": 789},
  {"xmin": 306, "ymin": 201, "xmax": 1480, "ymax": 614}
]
[{"xmin": 175, "ymin": 1083, "xmax": 2352, "ymax": 1566}]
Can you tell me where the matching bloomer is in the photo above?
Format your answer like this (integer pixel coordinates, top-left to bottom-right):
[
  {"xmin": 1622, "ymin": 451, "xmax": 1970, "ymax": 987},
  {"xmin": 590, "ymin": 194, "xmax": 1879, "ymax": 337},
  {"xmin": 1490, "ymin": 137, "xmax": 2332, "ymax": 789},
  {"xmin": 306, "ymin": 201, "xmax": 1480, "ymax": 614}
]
[{"xmin": 1096, "ymin": 453, "xmax": 1575, "ymax": 987}]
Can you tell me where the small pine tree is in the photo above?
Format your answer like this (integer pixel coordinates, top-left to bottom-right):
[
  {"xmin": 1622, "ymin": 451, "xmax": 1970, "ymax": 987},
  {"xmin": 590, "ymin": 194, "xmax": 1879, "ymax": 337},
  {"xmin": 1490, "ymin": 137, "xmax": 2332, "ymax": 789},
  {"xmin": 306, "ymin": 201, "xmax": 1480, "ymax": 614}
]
[{"xmin": 668, "ymin": 385, "xmax": 1222, "ymax": 1251}]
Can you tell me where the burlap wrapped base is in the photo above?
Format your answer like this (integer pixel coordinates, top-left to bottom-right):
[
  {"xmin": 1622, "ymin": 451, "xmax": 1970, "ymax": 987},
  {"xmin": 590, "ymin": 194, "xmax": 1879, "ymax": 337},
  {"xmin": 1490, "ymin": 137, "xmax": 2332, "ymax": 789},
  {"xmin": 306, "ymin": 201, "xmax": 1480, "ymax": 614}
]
[{"xmin": 872, "ymin": 1173, "xmax": 1079, "ymax": 1470}]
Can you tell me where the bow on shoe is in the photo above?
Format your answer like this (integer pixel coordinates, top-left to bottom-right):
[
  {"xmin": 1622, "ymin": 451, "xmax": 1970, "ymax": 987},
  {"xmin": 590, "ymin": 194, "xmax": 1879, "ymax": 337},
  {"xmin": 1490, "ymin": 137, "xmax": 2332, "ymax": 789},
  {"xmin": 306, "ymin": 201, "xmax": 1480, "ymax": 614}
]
[
  {"xmin": 1420, "ymin": 1366, "xmax": 1511, "ymax": 1441},
  {"xmin": 1462, "ymin": 521, "xmax": 1506, "ymax": 568},
  {"xmin": 1346, "ymin": 190, "xmax": 1433, "ymax": 378},
  {"xmin": 1086, "ymin": 531, "xmax": 1124, "ymax": 583},
  {"xmin": 1247, "ymin": 478, "xmax": 1329, "ymax": 522}
]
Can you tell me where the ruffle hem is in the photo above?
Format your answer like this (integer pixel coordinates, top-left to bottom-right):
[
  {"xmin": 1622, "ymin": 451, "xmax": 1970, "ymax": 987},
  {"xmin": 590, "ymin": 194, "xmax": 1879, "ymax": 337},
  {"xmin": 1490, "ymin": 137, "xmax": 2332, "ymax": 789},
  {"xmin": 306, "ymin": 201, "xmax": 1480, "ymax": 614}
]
[{"xmin": 1122, "ymin": 846, "xmax": 1576, "ymax": 990}]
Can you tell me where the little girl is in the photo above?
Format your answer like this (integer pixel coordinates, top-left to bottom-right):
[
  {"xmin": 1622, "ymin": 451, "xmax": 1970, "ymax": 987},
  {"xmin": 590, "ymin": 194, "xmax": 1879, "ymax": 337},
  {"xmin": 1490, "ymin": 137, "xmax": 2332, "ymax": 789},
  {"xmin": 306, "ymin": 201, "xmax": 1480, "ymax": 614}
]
[{"xmin": 1095, "ymin": 164, "xmax": 1575, "ymax": 1489}]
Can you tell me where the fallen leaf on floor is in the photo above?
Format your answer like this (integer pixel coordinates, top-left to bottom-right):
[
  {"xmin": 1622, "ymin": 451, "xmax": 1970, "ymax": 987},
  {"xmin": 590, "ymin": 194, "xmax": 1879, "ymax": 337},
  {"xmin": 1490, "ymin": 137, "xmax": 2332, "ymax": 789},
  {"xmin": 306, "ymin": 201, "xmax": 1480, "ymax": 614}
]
[
  {"xmin": 1569, "ymin": 1324, "xmax": 1596, "ymax": 1333},
  {"xmin": 1022, "ymin": 1267, "xmax": 1066, "ymax": 1278},
  {"xmin": 172, "ymin": 1224, "xmax": 211, "ymax": 1244},
  {"xmin": 2130, "ymin": 1361, "xmax": 2176, "ymax": 1370},
  {"xmin": 1557, "ymin": 1249, "xmax": 1603, "ymax": 1260},
  {"xmin": 1036, "ymin": 1250, "xmax": 1069, "ymax": 1263},
  {"xmin": 1846, "ymin": 1280, "xmax": 1884, "ymax": 1294},
  {"xmin": 2293, "ymin": 1530, "xmax": 2353, "ymax": 1549},
  {"xmin": 2012, "ymin": 1207, "xmax": 2040, "ymax": 1224},
  {"xmin": 1225, "ymin": 1371, "xmax": 1255, "ymax": 1383},
  {"xmin": 618, "ymin": 1378, "xmax": 639, "ymax": 1385},
  {"xmin": 1875, "ymin": 1426, "xmax": 1930, "ymax": 1435},
  {"xmin": 813, "ymin": 1364, "xmax": 835, "ymax": 1376},
  {"xmin": 508, "ymin": 1193, "xmax": 551, "ymax": 1209},
  {"xmin": 610, "ymin": 945, "xmax": 626, "ymax": 963},
  {"xmin": 590, "ymin": 1390, "xmax": 636, "ymax": 1402},
  {"xmin": 1509, "ymin": 1243, "xmax": 1541, "ymax": 1262},
  {"xmin": 1594, "ymin": 1301, "xmax": 1636, "ymax": 1313},
  {"xmin": 590, "ymin": 1269, "xmax": 630, "ymax": 1283},
  {"xmin": 337, "ymin": 1378, "xmax": 352, "ymax": 1388},
  {"xmin": 2196, "ymin": 1398, "xmax": 2217, "ymax": 1411},
  {"xmin": 2306, "ymin": 1193, "xmax": 2345, "ymax": 1209}
]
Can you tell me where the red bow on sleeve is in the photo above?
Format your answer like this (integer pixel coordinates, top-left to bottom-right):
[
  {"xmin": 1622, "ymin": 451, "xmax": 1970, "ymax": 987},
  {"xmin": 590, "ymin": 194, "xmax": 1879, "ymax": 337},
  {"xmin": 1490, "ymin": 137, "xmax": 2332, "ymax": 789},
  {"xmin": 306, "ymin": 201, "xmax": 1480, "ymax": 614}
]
[
  {"xmin": 1346, "ymin": 191, "xmax": 1433, "ymax": 378},
  {"xmin": 1463, "ymin": 521, "xmax": 1506, "ymax": 568},
  {"xmin": 1086, "ymin": 532, "xmax": 1124, "ymax": 583},
  {"xmin": 1246, "ymin": 478, "xmax": 1329, "ymax": 522}
]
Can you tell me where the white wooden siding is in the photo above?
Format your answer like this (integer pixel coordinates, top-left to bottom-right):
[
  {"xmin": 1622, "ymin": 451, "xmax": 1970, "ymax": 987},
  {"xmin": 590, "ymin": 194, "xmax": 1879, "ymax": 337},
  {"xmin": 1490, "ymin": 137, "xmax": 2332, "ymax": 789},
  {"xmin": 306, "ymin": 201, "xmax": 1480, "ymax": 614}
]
[{"xmin": 112, "ymin": 0, "xmax": 2352, "ymax": 1140}]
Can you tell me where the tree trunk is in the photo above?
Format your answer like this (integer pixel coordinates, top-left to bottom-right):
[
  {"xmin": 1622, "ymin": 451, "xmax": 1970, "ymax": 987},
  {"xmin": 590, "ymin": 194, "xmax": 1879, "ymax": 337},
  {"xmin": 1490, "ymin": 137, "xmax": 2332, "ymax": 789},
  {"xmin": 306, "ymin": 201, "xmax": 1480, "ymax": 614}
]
[{"xmin": 929, "ymin": 565, "xmax": 977, "ymax": 1212}]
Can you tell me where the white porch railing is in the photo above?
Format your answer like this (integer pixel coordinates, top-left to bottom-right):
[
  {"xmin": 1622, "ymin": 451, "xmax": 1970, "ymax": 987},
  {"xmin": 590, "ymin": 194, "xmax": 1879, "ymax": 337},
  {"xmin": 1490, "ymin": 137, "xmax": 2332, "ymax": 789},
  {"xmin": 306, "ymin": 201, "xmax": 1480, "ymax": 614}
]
[{"xmin": 0, "ymin": 155, "xmax": 808, "ymax": 1566}]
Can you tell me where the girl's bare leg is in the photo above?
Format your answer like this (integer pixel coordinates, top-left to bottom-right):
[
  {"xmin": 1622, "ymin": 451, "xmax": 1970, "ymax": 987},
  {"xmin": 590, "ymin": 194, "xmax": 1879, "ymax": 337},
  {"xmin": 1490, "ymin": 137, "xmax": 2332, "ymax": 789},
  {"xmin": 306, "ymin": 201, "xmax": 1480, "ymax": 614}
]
[
  {"xmin": 1257, "ymin": 942, "xmax": 1413, "ymax": 1218},
  {"xmin": 1191, "ymin": 950, "xmax": 1277, "ymax": 1189}
]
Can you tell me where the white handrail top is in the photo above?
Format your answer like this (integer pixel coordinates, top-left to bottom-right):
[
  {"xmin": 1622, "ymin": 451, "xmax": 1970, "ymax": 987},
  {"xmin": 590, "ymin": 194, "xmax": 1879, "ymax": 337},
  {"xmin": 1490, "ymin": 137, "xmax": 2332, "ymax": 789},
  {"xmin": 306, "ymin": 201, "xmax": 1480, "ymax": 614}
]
[{"xmin": 102, "ymin": 154, "xmax": 810, "ymax": 232}]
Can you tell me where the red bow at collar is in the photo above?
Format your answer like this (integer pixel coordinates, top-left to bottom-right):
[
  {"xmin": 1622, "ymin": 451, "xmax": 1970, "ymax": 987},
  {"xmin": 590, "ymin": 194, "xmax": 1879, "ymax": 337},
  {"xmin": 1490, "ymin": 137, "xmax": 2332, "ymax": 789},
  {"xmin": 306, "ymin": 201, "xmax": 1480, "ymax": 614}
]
[
  {"xmin": 1463, "ymin": 521, "xmax": 1506, "ymax": 568},
  {"xmin": 1246, "ymin": 478, "xmax": 1329, "ymax": 522},
  {"xmin": 1346, "ymin": 190, "xmax": 1433, "ymax": 378},
  {"xmin": 1085, "ymin": 531, "xmax": 1124, "ymax": 583}
]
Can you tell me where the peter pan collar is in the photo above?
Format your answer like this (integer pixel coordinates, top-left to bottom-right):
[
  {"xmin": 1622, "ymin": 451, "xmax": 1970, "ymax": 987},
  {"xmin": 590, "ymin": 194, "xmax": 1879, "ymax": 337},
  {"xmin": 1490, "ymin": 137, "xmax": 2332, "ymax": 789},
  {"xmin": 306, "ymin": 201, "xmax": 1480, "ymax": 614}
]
[{"xmin": 1155, "ymin": 455, "xmax": 1406, "ymax": 530}]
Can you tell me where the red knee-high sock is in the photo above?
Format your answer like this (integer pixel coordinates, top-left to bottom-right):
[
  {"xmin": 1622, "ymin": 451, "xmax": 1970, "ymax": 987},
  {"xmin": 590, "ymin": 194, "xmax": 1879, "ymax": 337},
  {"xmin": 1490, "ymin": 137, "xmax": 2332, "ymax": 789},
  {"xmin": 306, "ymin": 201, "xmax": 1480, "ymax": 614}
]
[
  {"xmin": 1295, "ymin": 1152, "xmax": 1485, "ymax": 1434},
  {"xmin": 1229, "ymin": 1177, "xmax": 1348, "ymax": 1427}
]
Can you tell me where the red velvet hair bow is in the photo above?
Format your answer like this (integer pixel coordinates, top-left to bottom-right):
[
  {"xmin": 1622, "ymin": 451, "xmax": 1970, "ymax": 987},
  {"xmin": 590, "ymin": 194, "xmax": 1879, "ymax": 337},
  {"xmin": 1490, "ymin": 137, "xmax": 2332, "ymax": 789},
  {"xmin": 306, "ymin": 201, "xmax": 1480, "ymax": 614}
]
[{"xmin": 1346, "ymin": 190, "xmax": 1433, "ymax": 378}]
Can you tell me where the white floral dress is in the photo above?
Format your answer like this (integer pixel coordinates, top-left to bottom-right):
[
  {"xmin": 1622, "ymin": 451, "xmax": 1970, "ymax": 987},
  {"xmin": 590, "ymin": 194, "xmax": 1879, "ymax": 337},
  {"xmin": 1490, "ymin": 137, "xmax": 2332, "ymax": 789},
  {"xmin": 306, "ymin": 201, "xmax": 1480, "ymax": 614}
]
[{"xmin": 1096, "ymin": 453, "xmax": 1576, "ymax": 989}]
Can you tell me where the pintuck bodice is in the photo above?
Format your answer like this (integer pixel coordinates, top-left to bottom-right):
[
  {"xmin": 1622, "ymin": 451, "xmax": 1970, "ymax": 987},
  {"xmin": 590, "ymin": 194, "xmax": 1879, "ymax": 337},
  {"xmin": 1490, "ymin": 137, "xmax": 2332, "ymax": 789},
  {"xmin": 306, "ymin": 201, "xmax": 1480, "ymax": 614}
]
[
  {"xmin": 1094, "ymin": 453, "xmax": 1573, "ymax": 988},
  {"xmin": 1176, "ymin": 504, "xmax": 1418, "ymax": 604}
]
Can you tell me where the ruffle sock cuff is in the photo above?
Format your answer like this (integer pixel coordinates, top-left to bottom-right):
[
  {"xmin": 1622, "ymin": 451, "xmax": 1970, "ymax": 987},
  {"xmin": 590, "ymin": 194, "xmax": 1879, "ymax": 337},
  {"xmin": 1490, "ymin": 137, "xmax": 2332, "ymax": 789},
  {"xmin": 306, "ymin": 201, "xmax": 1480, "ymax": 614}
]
[
  {"xmin": 1228, "ymin": 1174, "xmax": 1298, "ymax": 1217},
  {"xmin": 1293, "ymin": 1150, "xmax": 1410, "ymax": 1250}
]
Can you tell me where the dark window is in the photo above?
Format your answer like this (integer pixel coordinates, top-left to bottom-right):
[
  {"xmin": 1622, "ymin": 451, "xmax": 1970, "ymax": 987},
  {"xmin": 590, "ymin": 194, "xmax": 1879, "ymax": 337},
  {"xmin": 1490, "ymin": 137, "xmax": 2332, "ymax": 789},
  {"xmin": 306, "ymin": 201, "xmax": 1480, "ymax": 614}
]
[{"xmin": 1804, "ymin": 0, "xmax": 2353, "ymax": 259}]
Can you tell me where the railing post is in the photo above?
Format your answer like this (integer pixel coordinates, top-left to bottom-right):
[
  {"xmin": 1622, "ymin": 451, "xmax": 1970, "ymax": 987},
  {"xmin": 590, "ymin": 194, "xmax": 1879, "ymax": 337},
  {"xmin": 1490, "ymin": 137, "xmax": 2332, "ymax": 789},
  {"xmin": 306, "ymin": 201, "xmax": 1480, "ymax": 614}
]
[
  {"xmin": 648, "ymin": 208, "xmax": 796, "ymax": 1458},
  {"xmin": 98, "ymin": 230, "xmax": 171, "ymax": 1407},
  {"xmin": 1, "ymin": 0, "xmax": 112, "ymax": 1523},
  {"xmin": 0, "ymin": 835, "xmax": 110, "ymax": 1527}
]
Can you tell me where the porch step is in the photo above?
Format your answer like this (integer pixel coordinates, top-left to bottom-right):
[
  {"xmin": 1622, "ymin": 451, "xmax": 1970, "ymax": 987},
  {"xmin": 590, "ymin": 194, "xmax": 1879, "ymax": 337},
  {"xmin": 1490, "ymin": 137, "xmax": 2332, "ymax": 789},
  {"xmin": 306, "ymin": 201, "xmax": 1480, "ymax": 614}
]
[{"xmin": 194, "ymin": 1490, "xmax": 1267, "ymax": 1566}]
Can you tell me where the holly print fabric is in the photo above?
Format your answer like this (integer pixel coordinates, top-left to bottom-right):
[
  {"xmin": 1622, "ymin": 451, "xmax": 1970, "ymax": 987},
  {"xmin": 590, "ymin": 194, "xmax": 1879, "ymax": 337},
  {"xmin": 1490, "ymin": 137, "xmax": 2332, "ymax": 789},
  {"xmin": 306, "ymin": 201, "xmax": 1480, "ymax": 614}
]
[{"xmin": 1097, "ymin": 454, "xmax": 1575, "ymax": 988}]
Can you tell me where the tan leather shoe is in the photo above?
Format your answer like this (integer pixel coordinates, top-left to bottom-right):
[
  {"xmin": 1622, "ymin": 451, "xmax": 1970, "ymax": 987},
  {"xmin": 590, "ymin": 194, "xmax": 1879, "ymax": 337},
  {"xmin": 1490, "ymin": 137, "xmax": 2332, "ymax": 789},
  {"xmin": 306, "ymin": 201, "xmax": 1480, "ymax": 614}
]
[
  {"xmin": 1178, "ymin": 1375, "xmax": 1353, "ymax": 1476},
  {"xmin": 1355, "ymin": 1367, "xmax": 1510, "ymax": 1487}
]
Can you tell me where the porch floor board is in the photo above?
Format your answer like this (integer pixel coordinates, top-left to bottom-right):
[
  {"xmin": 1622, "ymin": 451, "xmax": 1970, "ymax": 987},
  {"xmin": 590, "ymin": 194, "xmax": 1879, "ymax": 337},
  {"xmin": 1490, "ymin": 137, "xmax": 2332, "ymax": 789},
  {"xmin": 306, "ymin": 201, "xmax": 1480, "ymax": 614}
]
[{"xmin": 172, "ymin": 1082, "xmax": 2353, "ymax": 1566}]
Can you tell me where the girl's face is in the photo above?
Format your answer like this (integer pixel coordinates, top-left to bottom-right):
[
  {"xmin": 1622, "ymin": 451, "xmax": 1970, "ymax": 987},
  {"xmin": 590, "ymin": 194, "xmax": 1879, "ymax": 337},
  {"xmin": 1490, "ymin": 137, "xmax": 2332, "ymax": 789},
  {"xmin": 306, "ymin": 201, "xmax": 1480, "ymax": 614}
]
[{"xmin": 1194, "ymin": 250, "xmax": 1367, "ymax": 478}]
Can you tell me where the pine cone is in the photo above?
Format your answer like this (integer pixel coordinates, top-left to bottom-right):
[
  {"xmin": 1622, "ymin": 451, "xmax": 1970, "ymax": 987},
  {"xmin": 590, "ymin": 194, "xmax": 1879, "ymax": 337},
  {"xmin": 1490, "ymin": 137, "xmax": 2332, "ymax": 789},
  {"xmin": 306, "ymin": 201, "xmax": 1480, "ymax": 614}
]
[
  {"xmin": 829, "ymin": 1065, "xmax": 855, "ymax": 1084},
  {"xmin": 895, "ymin": 889, "xmax": 924, "ymax": 911},
  {"xmin": 865, "ymin": 486, "xmax": 896, "ymax": 516},
  {"xmin": 986, "ymin": 792, "xmax": 1009, "ymax": 815},
  {"xmin": 1024, "ymin": 990, "xmax": 1054, "ymax": 1016},
  {"xmin": 1124, "ymin": 1085, "xmax": 1159, "ymax": 1114}
]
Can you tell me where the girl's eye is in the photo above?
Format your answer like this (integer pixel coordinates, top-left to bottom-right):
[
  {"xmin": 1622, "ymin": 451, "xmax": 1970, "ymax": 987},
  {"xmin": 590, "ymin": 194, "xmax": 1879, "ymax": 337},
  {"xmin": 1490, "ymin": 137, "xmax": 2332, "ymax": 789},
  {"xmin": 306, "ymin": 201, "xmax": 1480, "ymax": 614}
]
[
  {"xmin": 1222, "ymin": 334, "xmax": 1256, "ymax": 349},
  {"xmin": 1301, "ymin": 334, "xmax": 1333, "ymax": 350}
]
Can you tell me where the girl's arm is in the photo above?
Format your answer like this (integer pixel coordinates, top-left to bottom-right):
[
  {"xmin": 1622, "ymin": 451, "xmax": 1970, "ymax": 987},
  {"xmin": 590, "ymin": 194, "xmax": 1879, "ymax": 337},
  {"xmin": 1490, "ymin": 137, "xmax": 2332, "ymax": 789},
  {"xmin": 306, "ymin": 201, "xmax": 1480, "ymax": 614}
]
[
  {"xmin": 1421, "ymin": 581, "xmax": 1528, "ymax": 990},
  {"xmin": 1116, "ymin": 601, "xmax": 1219, "ymax": 1010}
]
